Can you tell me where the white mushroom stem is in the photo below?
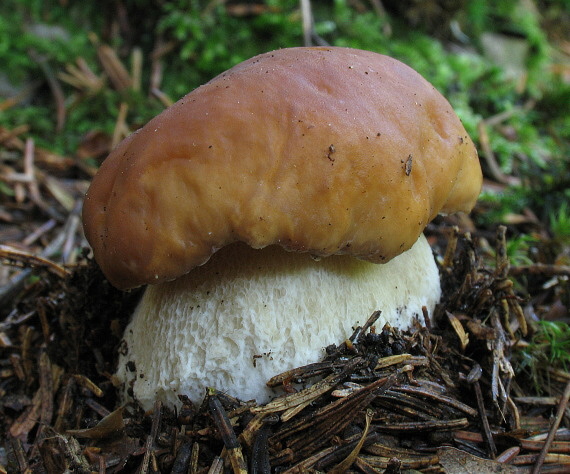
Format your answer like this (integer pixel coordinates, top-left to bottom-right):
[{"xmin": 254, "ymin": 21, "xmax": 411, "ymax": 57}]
[{"xmin": 116, "ymin": 234, "xmax": 441, "ymax": 410}]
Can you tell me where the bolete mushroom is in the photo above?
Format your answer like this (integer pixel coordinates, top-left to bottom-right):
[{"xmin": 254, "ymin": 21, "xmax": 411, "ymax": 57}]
[{"xmin": 82, "ymin": 47, "xmax": 482, "ymax": 409}]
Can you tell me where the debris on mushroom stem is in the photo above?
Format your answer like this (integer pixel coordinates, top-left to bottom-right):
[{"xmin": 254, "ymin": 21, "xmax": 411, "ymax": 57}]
[{"xmin": 117, "ymin": 236, "xmax": 441, "ymax": 409}]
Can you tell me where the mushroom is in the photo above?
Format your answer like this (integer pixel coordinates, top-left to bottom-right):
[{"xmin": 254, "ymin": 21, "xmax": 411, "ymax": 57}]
[{"xmin": 82, "ymin": 47, "xmax": 482, "ymax": 409}]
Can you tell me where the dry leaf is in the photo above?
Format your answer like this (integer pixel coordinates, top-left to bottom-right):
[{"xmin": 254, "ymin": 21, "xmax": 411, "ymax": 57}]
[
  {"xmin": 67, "ymin": 406, "xmax": 124, "ymax": 439},
  {"xmin": 438, "ymin": 446, "xmax": 521, "ymax": 473},
  {"xmin": 447, "ymin": 311, "xmax": 469, "ymax": 350}
]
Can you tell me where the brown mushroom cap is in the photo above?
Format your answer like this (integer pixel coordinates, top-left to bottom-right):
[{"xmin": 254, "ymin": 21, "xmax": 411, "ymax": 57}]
[{"xmin": 83, "ymin": 47, "xmax": 482, "ymax": 290}]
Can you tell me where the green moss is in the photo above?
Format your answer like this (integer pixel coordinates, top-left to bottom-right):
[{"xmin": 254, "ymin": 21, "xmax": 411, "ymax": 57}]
[
  {"xmin": 0, "ymin": 0, "xmax": 567, "ymax": 225},
  {"xmin": 516, "ymin": 320, "xmax": 570, "ymax": 394}
]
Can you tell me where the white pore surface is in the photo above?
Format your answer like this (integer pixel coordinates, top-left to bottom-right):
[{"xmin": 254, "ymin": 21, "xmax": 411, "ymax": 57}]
[{"xmin": 116, "ymin": 234, "xmax": 441, "ymax": 410}]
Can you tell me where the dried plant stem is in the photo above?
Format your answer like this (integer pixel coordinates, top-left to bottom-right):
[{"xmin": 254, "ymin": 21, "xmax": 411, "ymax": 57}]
[{"xmin": 531, "ymin": 380, "xmax": 570, "ymax": 474}]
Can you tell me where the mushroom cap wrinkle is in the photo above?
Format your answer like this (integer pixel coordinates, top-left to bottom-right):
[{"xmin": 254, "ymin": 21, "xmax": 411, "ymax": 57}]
[
  {"xmin": 82, "ymin": 47, "xmax": 482, "ymax": 290},
  {"xmin": 118, "ymin": 235, "xmax": 441, "ymax": 408}
]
